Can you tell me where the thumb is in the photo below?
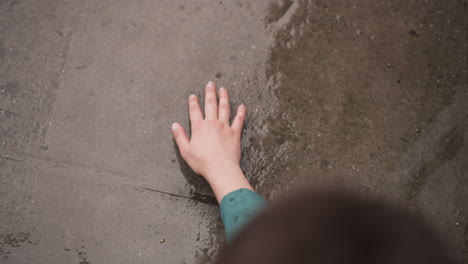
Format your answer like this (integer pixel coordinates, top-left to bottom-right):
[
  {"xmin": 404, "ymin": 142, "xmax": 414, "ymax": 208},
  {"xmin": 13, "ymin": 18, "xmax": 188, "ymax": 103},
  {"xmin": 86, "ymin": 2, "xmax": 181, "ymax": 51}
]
[{"xmin": 172, "ymin": 123, "xmax": 189, "ymax": 154}]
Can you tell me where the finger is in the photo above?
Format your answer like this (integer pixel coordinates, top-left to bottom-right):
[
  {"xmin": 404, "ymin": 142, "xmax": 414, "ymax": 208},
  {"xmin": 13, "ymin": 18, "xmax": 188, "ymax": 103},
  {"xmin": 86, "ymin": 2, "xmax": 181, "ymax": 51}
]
[
  {"xmin": 171, "ymin": 123, "xmax": 190, "ymax": 154},
  {"xmin": 189, "ymin": 94, "xmax": 203, "ymax": 123},
  {"xmin": 231, "ymin": 104, "xmax": 246, "ymax": 133},
  {"xmin": 218, "ymin": 87, "xmax": 230, "ymax": 124},
  {"xmin": 204, "ymin": 81, "xmax": 217, "ymax": 120}
]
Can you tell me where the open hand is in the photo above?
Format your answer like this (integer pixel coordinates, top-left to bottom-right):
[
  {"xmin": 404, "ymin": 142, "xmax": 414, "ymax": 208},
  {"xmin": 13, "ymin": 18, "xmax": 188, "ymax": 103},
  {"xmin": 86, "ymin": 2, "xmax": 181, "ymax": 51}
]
[{"xmin": 172, "ymin": 81, "xmax": 246, "ymax": 181}]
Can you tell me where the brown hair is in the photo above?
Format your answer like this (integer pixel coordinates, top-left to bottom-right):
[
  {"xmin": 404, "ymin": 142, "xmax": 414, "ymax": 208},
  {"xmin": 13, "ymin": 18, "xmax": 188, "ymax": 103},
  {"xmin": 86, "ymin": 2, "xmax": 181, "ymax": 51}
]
[{"xmin": 218, "ymin": 188, "xmax": 456, "ymax": 264}]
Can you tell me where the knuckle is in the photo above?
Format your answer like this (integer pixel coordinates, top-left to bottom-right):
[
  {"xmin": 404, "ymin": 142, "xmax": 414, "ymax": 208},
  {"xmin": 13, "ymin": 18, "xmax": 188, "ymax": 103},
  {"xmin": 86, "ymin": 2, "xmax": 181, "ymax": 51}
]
[
  {"xmin": 190, "ymin": 104, "xmax": 199, "ymax": 112},
  {"xmin": 219, "ymin": 102, "xmax": 229, "ymax": 110},
  {"xmin": 181, "ymin": 147, "xmax": 189, "ymax": 155},
  {"xmin": 206, "ymin": 97, "xmax": 217, "ymax": 104},
  {"xmin": 206, "ymin": 86, "xmax": 215, "ymax": 93},
  {"xmin": 175, "ymin": 132, "xmax": 184, "ymax": 139},
  {"xmin": 180, "ymin": 150, "xmax": 190, "ymax": 160}
]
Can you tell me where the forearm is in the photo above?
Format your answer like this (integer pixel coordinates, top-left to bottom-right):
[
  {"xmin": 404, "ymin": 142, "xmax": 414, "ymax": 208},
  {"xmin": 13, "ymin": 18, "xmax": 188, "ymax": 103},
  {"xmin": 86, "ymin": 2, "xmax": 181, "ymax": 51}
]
[{"xmin": 204, "ymin": 164, "xmax": 267, "ymax": 242}]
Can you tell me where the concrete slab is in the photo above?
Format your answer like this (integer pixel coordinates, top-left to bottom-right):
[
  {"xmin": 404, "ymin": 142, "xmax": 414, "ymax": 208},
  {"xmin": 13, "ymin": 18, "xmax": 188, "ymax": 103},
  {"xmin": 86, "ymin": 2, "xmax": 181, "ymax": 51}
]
[
  {"xmin": 0, "ymin": 1, "xmax": 75, "ymax": 154},
  {"xmin": 1, "ymin": 0, "xmax": 467, "ymax": 263},
  {"xmin": 0, "ymin": 158, "xmax": 221, "ymax": 263},
  {"xmin": 0, "ymin": 1, "xmax": 273, "ymax": 263},
  {"xmin": 39, "ymin": 0, "xmax": 273, "ymax": 197}
]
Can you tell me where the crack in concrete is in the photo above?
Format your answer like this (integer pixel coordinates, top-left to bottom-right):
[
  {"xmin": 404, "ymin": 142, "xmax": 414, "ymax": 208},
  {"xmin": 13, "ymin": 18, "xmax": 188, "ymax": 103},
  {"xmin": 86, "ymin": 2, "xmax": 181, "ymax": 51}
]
[
  {"xmin": 0, "ymin": 151, "xmax": 217, "ymax": 206},
  {"xmin": 0, "ymin": 154, "xmax": 24, "ymax": 162},
  {"xmin": 129, "ymin": 185, "xmax": 218, "ymax": 206}
]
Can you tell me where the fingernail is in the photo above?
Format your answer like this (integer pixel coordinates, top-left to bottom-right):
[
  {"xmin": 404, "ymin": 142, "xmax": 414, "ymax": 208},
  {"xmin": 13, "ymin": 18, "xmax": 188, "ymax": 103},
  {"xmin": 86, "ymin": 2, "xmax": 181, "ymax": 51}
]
[
  {"xmin": 171, "ymin": 123, "xmax": 178, "ymax": 131},
  {"xmin": 220, "ymin": 87, "xmax": 226, "ymax": 93},
  {"xmin": 207, "ymin": 81, "xmax": 214, "ymax": 87}
]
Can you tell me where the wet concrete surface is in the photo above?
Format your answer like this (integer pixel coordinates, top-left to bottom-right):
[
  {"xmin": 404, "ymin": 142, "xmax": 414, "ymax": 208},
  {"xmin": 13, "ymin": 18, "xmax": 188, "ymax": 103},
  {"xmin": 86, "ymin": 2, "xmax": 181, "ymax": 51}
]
[{"xmin": 0, "ymin": 0, "xmax": 467, "ymax": 263}]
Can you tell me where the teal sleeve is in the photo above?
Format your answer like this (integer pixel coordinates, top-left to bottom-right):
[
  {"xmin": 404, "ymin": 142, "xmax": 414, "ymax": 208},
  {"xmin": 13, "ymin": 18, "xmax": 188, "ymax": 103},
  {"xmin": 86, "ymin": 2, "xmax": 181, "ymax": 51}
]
[{"xmin": 220, "ymin": 188, "xmax": 267, "ymax": 242}]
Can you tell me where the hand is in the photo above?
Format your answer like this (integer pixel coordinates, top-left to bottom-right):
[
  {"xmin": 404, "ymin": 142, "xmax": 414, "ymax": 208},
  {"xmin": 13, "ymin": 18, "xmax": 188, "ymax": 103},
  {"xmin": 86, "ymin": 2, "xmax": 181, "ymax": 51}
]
[{"xmin": 172, "ymin": 81, "xmax": 253, "ymax": 202}]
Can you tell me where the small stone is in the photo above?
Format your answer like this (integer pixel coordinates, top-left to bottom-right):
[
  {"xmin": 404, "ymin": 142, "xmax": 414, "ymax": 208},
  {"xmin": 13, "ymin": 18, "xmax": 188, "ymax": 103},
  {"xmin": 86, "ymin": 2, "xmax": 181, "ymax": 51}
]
[
  {"xmin": 409, "ymin": 29, "xmax": 419, "ymax": 37},
  {"xmin": 160, "ymin": 238, "xmax": 166, "ymax": 243}
]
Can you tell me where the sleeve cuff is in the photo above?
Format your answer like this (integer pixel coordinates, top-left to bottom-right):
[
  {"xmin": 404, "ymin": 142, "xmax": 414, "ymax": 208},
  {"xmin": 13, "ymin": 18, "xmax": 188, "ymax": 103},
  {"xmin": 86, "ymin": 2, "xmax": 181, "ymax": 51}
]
[{"xmin": 220, "ymin": 188, "xmax": 267, "ymax": 242}]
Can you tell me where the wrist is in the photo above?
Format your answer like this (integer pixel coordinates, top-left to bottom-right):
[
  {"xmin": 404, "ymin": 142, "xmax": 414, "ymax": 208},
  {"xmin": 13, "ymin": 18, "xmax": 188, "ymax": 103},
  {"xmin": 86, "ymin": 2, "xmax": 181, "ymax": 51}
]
[
  {"xmin": 202, "ymin": 161, "xmax": 241, "ymax": 180},
  {"xmin": 203, "ymin": 163, "xmax": 254, "ymax": 203}
]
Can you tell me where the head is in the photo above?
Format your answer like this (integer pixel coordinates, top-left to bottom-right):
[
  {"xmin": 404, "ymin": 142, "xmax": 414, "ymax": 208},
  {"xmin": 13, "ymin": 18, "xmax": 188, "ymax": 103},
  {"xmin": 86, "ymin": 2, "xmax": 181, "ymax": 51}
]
[{"xmin": 218, "ymin": 188, "xmax": 456, "ymax": 264}]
